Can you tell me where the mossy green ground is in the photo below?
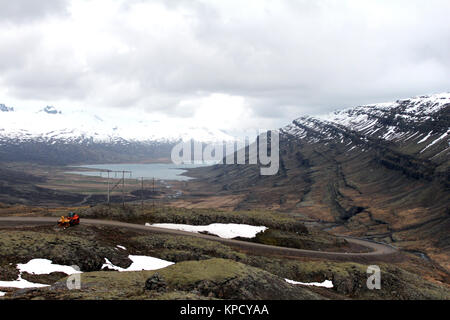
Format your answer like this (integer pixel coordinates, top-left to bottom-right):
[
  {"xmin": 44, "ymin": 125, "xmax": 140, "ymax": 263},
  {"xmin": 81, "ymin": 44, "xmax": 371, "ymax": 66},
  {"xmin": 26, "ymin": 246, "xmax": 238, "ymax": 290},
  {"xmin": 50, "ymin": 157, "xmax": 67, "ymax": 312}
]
[{"xmin": 9, "ymin": 258, "xmax": 323, "ymax": 300}]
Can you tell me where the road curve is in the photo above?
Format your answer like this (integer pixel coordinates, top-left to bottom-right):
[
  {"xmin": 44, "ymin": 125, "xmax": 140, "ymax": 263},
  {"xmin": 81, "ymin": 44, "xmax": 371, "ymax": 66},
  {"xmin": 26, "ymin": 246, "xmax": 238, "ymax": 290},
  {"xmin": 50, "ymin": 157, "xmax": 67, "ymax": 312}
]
[{"xmin": 0, "ymin": 216, "xmax": 398, "ymax": 261}]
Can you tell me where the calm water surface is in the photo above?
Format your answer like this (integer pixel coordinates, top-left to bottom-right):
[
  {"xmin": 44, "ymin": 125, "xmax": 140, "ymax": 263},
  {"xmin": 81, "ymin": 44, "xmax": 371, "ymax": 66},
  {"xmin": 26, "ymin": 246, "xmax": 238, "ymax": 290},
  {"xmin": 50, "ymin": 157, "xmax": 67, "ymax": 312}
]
[{"xmin": 67, "ymin": 163, "xmax": 211, "ymax": 181}]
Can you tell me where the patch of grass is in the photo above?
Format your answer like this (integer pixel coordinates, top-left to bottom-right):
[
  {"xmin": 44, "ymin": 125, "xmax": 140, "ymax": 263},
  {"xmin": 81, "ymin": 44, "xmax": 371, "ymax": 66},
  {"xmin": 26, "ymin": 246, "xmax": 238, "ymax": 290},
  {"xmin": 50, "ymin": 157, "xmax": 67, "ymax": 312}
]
[
  {"xmin": 80, "ymin": 204, "xmax": 308, "ymax": 233},
  {"xmin": 131, "ymin": 234, "xmax": 246, "ymax": 262},
  {"xmin": 157, "ymin": 258, "xmax": 248, "ymax": 288},
  {"xmin": 246, "ymin": 229, "xmax": 350, "ymax": 251}
]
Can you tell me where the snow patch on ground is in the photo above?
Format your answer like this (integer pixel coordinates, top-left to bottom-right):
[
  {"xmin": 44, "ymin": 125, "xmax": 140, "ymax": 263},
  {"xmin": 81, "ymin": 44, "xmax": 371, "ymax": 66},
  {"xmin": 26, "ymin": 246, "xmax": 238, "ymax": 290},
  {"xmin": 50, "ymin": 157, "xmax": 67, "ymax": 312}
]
[
  {"xmin": 0, "ymin": 259, "xmax": 82, "ymax": 290},
  {"xmin": 147, "ymin": 223, "xmax": 268, "ymax": 239},
  {"xmin": 102, "ymin": 255, "xmax": 174, "ymax": 272},
  {"xmin": 116, "ymin": 245, "xmax": 126, "ymax": 250},
  {"xmin": 0, "ymin": 275, "xmax": 50, "ymax": 289},
  {"xmin": 17, "ymin": 259, "xmax": 82, "ymax": 275},
  {"xmin": 0, "ymin": 291, "xmax": 6, "ymax": 297},
  {"xmin": 285, "ymin": 278, "xmax": 334, "ymax": 288}
]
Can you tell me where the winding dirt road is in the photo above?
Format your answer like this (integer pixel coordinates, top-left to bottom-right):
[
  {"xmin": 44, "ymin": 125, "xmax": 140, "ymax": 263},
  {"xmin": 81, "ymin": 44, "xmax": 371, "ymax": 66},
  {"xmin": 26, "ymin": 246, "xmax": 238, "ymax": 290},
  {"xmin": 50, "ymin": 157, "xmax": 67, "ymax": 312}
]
[{"xmin": 0, "ymin": 216, "xmax": 399, "ymax": 262}]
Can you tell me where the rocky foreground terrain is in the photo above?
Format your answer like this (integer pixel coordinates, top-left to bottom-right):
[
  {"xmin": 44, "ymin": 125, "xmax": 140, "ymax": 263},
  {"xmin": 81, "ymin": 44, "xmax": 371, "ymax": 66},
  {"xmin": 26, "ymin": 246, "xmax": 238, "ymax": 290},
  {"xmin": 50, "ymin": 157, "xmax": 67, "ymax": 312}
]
[{"xmin": 0, "ymin": 205, "xmax": 449, "ymax": 300}]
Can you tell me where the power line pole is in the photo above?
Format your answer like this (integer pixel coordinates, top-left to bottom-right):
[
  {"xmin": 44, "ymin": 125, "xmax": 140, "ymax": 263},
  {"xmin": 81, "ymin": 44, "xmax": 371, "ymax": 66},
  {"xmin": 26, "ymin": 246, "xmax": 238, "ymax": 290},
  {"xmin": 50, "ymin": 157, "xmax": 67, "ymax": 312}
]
[
  {"xmin": 107, "ymin": 170, "xmax": 110, "ymax": 205},
  {"xmin": 152, "ymin": 177, "xmax": 155, "ymax": 212},
  {"xmin": 103, "ymin": 170, "xmax": 131, "ymax": 209},
  {"xmin": 122, "ymin": 171, "xmax": 125, "ymax": 208},
  {"xmin": 141, "ymin": 177, "xmax": 144, "ymax": 214}
]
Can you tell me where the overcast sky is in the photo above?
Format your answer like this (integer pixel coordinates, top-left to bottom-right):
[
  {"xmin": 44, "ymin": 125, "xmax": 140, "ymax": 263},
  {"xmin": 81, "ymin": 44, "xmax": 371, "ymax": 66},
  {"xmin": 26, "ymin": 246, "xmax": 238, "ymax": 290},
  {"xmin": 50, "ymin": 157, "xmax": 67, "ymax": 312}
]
[{"xmin": 1, "ymin": 0, "xmax": 449, "ymax": 135}]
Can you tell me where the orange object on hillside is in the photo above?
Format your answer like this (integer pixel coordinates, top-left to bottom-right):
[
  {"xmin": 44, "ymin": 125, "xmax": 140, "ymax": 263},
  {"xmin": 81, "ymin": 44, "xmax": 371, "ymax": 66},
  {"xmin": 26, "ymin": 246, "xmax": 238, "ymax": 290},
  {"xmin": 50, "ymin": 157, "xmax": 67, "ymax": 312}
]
[{"xmin": 57, "ymin": 212, "xmax": 80, "ymax": 228}]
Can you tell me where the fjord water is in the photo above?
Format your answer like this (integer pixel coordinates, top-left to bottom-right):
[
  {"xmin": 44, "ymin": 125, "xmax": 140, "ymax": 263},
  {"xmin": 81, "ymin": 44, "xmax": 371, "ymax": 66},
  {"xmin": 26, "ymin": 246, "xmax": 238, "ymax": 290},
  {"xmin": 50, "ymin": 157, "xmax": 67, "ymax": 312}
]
[{"xmin": 68, "ymin": 163, "xmax": 211, "ymax": 181}]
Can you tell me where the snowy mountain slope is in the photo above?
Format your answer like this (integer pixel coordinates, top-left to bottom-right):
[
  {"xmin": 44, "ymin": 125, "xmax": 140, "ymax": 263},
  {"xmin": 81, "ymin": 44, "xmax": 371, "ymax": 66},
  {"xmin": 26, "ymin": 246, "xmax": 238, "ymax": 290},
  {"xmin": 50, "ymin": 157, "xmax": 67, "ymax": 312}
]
[
  {"xmin": 0, "ymin": 105, "xmax": 233, "ymax": 144},
  {"xmin": 282, "ymin": 93, "xmax": 450, "ymax": 164},
  {"xmin": 0, "ymin": 104, "xmax": 234, "ymax": 164}
]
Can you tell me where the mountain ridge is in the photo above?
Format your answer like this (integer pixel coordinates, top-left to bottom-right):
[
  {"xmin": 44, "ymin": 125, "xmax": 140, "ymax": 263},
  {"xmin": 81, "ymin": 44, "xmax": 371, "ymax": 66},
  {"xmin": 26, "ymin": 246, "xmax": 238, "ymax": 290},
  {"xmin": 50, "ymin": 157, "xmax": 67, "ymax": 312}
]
[
  {"xmin": 0, "ymin": 104, "xmax": 234, "ymax": 164},
  {"xmin": 185, "ymin": 92, "xmax": 450, "ymax": 270},
  {"xmin": 0, "ymin": 104, "xmax": 233, "ymax": 144}
]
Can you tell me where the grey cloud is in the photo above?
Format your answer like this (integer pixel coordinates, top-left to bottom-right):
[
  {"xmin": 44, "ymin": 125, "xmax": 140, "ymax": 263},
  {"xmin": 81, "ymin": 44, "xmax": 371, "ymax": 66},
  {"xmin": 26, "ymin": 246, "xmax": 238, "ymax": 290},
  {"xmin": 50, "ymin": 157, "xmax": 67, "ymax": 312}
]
[
  {"xmin": 0, "ymin": 0, "xmax": 449, "ymax": 131},
  {"xmin": 0, "ymin": 0, "xmax": 69, "ymax": 23}
]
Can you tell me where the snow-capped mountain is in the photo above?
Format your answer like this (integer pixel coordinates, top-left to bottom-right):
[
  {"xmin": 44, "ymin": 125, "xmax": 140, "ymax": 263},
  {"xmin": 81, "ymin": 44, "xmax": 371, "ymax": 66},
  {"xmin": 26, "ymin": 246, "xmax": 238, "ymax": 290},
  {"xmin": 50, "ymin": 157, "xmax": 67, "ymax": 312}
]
[
  {"xmin": 0, "ymin": 104, "xmax": 234, "ymax": 164},
  {"xmin": 0, "ymin": 105, "xmax": 233, "ymax": 144},
  {"xmin": 282, "ymin": 92, "xmax": 450, "ymax": 163}
]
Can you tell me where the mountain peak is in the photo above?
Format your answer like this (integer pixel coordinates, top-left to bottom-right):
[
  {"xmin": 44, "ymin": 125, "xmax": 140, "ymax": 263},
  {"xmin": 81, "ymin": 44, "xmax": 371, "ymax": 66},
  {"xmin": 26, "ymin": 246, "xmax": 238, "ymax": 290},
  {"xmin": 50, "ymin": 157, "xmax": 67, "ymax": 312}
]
[
  {"xmin": 39, "ymin": 106, "xmax": 61, "ymax": 114},
  {"xmin": 0, "ymin": 104, "xmax": 14, "ymax": 112}
]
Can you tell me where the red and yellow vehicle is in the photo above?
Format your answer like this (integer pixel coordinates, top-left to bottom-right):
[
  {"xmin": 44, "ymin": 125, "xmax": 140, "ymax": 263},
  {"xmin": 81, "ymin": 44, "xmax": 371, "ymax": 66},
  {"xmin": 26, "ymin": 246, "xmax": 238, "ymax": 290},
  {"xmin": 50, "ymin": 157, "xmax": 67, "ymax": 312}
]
[{"xmin": 57, "ymin": 212, "xmax": 80, "ymax": 228}]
